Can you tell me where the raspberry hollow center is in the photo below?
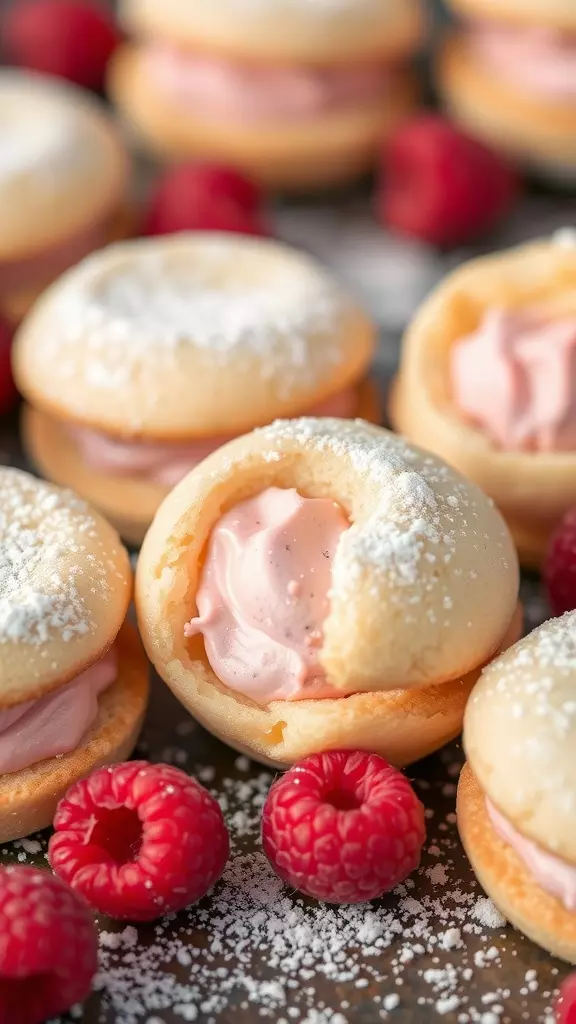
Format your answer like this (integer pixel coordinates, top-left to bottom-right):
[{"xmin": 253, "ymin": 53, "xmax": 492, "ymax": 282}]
[
  {"xmin": 88, "ymin": 807, "xmax": 143, "ymax": 865},
  {"xmin": 323, "ymin": 788, "xmax": 362, "ymax": 811}
]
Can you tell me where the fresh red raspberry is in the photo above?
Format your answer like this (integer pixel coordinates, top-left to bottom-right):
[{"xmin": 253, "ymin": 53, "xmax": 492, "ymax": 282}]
[
  {"xmin": 0, "ymin": 315, "xmax": 18, "ymax": 417},
  {"xmin": 0, "ymin": 865, "xmax": 98, "ymax": 1024},
  {"xmin": 143, "ymin": 163, "xmax": 269, "ymax": 238},
  {"xmin": 261, "ymin": 750, "xmax": 426, "ymax": 904},
  {"xmin": 555, "ymin": 973, "xmax": 576, "ymax": 1024},
  {"xmin": 544, "ymin": 508, "xmax": 576, "ymax": 616},
  {"xmin": 49, "ymin": 761, "xmax": 230, "ymax": 921},
  {"xmin": 377, "ymin": 115, "xmax": 518, "ymax": 248},
  {"xmin": 3, "ymin": 0, "xmax": 122, "ymax": 91}
]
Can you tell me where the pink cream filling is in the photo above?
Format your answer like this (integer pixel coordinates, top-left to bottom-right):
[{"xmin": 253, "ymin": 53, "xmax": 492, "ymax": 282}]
[
  {"xmin": 145, "ymin": 42, "xmax": 390, "ymax": 122},
  {"xmin": 470, "ymin": 22, "xmax": 576, "ymax": 102},
  {"xmin": 487, "ymin": 799, "xmax": 576, "ymax": 912},
  {"xmin": 184, "ymin": 487, "xmax": 349, "ymax": 703},
  {"xmin": 69, "ymin": 387, "xmax": 358, "ymax": 487},
  {"xmin": 0, "ymin": 214, "xmax": 112, "ymax": 294},
  {"xmin": 0, "ymin": 647, "xmax": 117, "ymax": 775},
  {"xmin": 450, "ymin": 307, "xmax": 576, "ymax": 452}
]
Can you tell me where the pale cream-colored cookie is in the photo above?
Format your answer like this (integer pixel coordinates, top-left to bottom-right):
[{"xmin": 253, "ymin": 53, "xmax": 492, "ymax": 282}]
[
  {"xmin": 15, "ymin": 234, "xmax": 376, "ymax": 543},
  {"xmin": 0, "ymin": 469, "xmax": 149, "ymax": 841},
  {"xmin": 14, "ymin": 234, "xmax": 375, "ymax": 439},
  {"xmin": 136, "ymin": 417, "xmax": 520, "ymax": 768},
  {"xmin": 0, "ymin": 467, "xmax": 131, "ymax": 706},
  {"xmin": 391, "ymin": 235, "xmax": 576, "ymax": 567},
  {"xmin": 110, "ymin": 47, "xmax": 418, "ymax": 190},
  {"xmin": 459, "ymin": 613, "xmax": 576, "ymax": 962},
  {"xmin": 458, "ymin": 766, "xmax": 576, "ymax": 964},
  {"xmin": 445, "ymin": 0, "xmax": 576, "ymax": 32},
  {"xmin": 0, "ymin": 70, "xmax": 128, "ymax": 265},
  {"xmin": 465, "ymin": 613, "xmax": 576, "ymax": 862},
  {"xmin": 120, "ymin": 0, "xmax": 424, "ymax": 65},
  {"xmin": 438, "ymin": 35, "xmax": 576, "ymax": 172},
  {"xmin": 0, "ymin": 621, "xmax": 149, "ymax": 843}
]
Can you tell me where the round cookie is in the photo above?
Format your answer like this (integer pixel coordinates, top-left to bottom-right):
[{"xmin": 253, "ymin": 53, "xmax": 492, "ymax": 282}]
[
  {"xmin": 459, "ymin": 612, "xmax": 576, "ymax": 963},
  {"xmin": 0, "ymin": 468, "xmax": 149, "ymax": 840},
  {"xmin": 0, "ymin": 70, "xmax": 129, "ymax": 314},
  {"xmin": 110, "ymin": 47, "xmax": 418, "ymax": 190},
  {"xmin": 136, "ymin": 417, "xmax": 521, "ymax": 768},
  {"xmin": 444, "ymin": 0, "xmax": 576, "ymax": 32},
  {"xmin": 111, "ymin": 0, "xmax": 424, "ymax": 189},
  {"xmin": 120, "ymin": 0, "xmax": 424, "ymax": 66},
  {"xmin": 0, "ymin": 468, "xmax": 131, "ymax": 704},
  {"xmin": 14, "ymin": 234, "xmax": 377, "ymax": 543},
  {"xmin": 438, "ymin": 34, "xmax": 576, "ymax": 177},
  {"xmin": 390, "ymin": 235, "xmax": 576, "ymax": 567}
]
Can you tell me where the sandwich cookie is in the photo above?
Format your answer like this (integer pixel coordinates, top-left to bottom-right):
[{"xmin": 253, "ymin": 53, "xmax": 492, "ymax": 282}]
[
  {"xmin": 438, "ymin": 0, "xmax": 576, "ymax": 181},
  {"xmin": 14, "ymin": 233, "xmax": 377, "ymax": 546},
  {"xmin": 459, "ymin": 611, "xmax": 576, "ymax": 963},
  {"xmin": 391, "ymin": 233, "xmax": 576, "ymax": 567},
  {"xmin": 136, "ymin": 417, "xmax": 521, "ymax": 769},
  {"xmin": 0, "ymin": 69, "xmax": 130, "ymax": 325},
  {"xmin": 0, "ymin": 468, "xmax": 148, "ymax": 842},
  {"xmin": 109, "ymin": 0, "xmax": 424, "ymax": 190}
]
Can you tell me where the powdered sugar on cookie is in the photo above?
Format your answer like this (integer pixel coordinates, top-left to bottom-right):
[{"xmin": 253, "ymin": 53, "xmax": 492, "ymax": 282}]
[
  {"xmin": 553, "ymin": 228, "xmax": 576, "ymax": 250},
  {"xmin": 0, "ymin": 72, "xmax": 98, "ymax": 189},
  {"xmin": 474, "ymin": 612, "xmax": 576, "ymax": 724},
  {"xmin": 465, "ymin": 612, "xmax": 576, "ymax": 860},
  {"xmin": 50, "ymin": 236, "xmax": 352, "ymax": 397},
  {"xmin": 249, "ymin": 418, "xmax": 519, "ymax": 691},
  {"xmin": 0, "ymin": 469, "xmax": 115, "ymax": 647},
  {"xmin": 259, "ymin": 417, "xmax": 513, "ymax": 599}
]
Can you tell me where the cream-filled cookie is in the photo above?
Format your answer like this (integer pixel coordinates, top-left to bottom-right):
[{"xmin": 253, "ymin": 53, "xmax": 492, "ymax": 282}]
[
  {"xmin": 438, "ymin": 1, "xmax": 576, "ymax": 178},
  {"xmin": 0, "ymin": 70, "xmax": 130, "ymax": 324},
  {"xmin": 14, "ymin": 234, "xmax": 377, "ymax": 546},
  {"xmin": 445, "ymin": 0, "xmax": 576, "ymax": 32},
  {"xmin": 136, "ymin": 417, "xmax": 521, "ymax": 769},
  {"xmin": 391, "ymin": 234, "xmax": 576, "ymax": 567},
  {"xmin": 459, "ymin": 612, "xmax": 576, "ymax": 963},
  {"xmin": 0, "ymin": 468, "xmax": 149, "ymax": 841},
  {"xmin": 109, "ymin": 0, "xmax": 423, "ymax": 189}
]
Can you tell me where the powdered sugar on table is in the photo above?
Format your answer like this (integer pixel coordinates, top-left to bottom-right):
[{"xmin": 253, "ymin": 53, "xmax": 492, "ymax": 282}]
[{"xmin": 18, "ymin": 701, "xmax": 558, "ymax": 1024}]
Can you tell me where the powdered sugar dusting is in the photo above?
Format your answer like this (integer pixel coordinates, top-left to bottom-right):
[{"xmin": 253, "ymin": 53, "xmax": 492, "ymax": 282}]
[
  {"xmin": 259, "ymin": 417, "xmax": 511, "ymax": 603},
  {"xmin": 553, "ymin": 228, "xmax": 576, "ymax": 250},
  {"xmin": 0, "ymin": 469, "xmax": 106, "ymax": 646},
  {"xmin": 51, "ymin": 237, "xmax": 351, "ymax": 399},
  {"xmin": 0, "ymin": 71, "xmax": 99, "ymax": 187},
  {"xmin": 22, "ymin": 730, "xmax": 560, "ymax": 1024},
  {"xmin": 466, "ymin": 613, "xmax": 576, "ymax": 854},
  {"xmin": 474, "ymin": 612, "xmax": 576, "ymax": 732}
]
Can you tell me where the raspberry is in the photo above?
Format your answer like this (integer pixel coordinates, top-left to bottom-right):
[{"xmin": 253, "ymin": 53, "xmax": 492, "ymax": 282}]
[
  {"xmin": 0, "ymin": 865, "xmax": 98, "ymax": 1024},
  {"xmin": 544, "ymin": 508, "xmax": 576, "ymax": 616},
  {"xmin": 377, "ymin": 115, "xmax": 518, "ymax": 248},
  {"xmin": 49, "ymin": 761, "xmax": 230, "ymax": 921},
  {"xmin": 261, "ymin": 750, "xmax": 426, "ymax": 904},
  {"xmin": 3, "ymin": 0, "xmax": 121, "ymax": 91},
  {"xmin": 0, "ymin": 316, "xmax": 18, "ymax": 417},
  {"xmin": 555, "ymin": 973, "xmax": 576, "ymax": 1024},
  {"xmin": 143, "ymin": 163, "xmax": 269, "ymax": 238}
]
